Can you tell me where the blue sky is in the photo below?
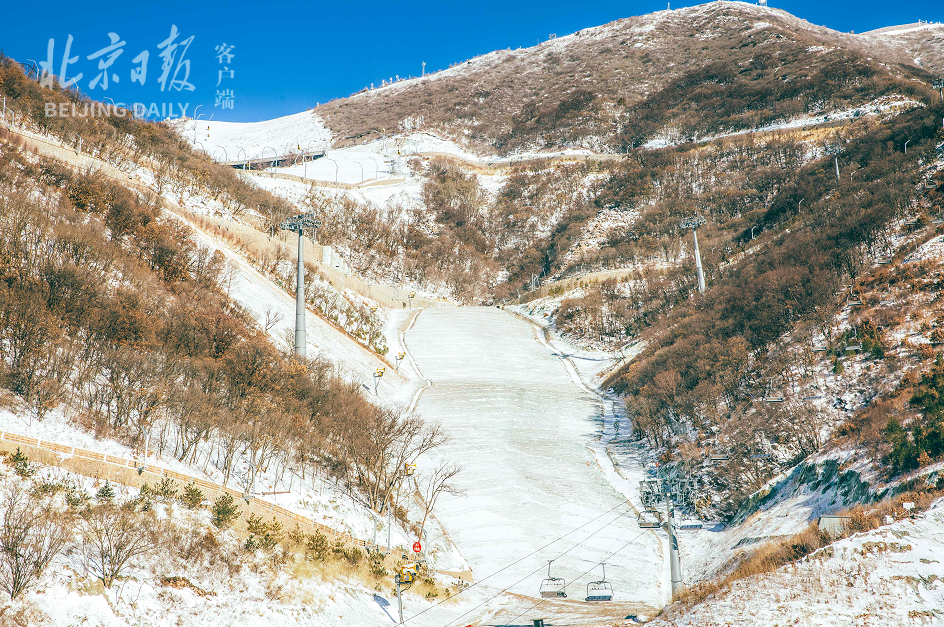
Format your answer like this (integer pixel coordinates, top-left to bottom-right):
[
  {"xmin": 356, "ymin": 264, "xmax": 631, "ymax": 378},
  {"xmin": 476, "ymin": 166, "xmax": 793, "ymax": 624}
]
[{"xmin": 1, "ymin": 0, "xmax": 941, "ymax": 122}]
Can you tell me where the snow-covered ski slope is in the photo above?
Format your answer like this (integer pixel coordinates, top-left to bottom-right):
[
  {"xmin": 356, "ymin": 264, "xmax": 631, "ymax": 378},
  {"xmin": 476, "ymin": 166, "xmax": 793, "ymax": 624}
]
[
  {"xmin": 170, "ymin": 213, "xmax": 420, "ymax": 406},
  {"xmin": 405, "ymin": 307, "xmax": 664, "ymax": 609},
  {"xmin": 172, "ymin": 109, "xmax": 332, "ymax": 161}
]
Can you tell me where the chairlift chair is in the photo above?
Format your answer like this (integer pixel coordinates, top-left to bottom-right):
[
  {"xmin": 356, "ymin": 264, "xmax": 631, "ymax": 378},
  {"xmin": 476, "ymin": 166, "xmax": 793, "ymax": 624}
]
[
  {"xmin": 709, "ymin": 453, "xmax": 729, "ymax": 461},
  {"xmin": 762, "ymin": 377, "xmax": 785, "ymax": 402},
  {"xmin": 637, "ymin": 513, "xmax": 662, "ymax": 529},
  {"xmin": 585, "ymin": 564, "xmax": 614, "ymax": 602},
  {"xmin": 539, "ymin": 561, "xmax": 567, "ymax": 598},
  {"xmin": 801, "ymin": 372, "xmax": 823, "ymax": 400},
  {"xmin": 845, "ymin": 328, "xmax": 863, "ymax": 352},
  {"xmin": 801, "ymin": 381, "xmax": 823, "ymax": 400},
  {"xmin": 640, "ymin": 492, "xmax": 655, "ymax": 510},
  {"xmin": 846, "ymin": 293, "xmax": 862, "ymax": 306}
]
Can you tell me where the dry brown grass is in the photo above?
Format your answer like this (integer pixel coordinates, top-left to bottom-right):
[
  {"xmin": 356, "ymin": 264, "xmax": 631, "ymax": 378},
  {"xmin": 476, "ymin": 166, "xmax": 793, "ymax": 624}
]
[
  {"xmin": 0, "ymin": 127, "xmax": 23, "ymax": 150},
  {"xmin": 317, "ymin": 3, "xmax": 926, "ymax": 153},
  {"xmin": 671, "ymin": 484, "xmax": 944, "ymax": 613}
]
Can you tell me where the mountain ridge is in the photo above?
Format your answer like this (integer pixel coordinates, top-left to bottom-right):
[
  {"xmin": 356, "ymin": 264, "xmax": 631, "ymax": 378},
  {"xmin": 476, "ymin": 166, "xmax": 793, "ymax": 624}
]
[{"xmin": 314, "ymin": 0, "xmax": 933, "ymax": 154}]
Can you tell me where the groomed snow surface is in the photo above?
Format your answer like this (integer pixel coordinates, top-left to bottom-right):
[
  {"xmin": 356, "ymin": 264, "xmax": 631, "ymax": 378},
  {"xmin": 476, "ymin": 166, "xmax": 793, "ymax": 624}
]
[
  {"xmin": 171, "ymin": 110, "xmax": 332, "ymax": 162},
  {"xmin": 406, "ymin": 308, "xmax": 665, "ymax": 612}
]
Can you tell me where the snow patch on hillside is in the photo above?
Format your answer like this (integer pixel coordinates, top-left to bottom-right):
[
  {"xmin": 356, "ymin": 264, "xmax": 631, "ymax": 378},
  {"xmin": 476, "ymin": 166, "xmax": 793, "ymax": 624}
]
[
  {"xmin": 652, "ymin": 497, "xmax": 944, "ymax": 626},
  {"xmin": 643, "ymin": 95, "xmax": 923, "ymax": 149},
  {"xmin": 170, "ymin": 110, "xmax": 332, "ymax": 161}
]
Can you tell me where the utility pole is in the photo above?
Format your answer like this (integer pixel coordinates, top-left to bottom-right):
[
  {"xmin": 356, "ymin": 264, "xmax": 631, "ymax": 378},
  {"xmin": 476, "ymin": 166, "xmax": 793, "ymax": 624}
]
[
  {"xmin": 681, "ymin": 216, "xmax": 706, "ymax": 293},
  {"xmin": 387, "ymin": 503, "xmax": 393, "ymax": 553},
  {"xmin": 192, "ymin": 105, "xmax": 202, "ymax": 143},
  {"xmin": 422, "ymin": 61, "xmax": 426, "ymax": 77},
  {"xmin": 396, "ymin": 575, "xmax": 404, "ymax": 623},
  {"xmin": 394, "ymin": 560, "xmax": 417, "ymax": 624},
  {"xmin": 136, "ymin": 430, "xmax": 151, "ymax": 475},
  {"xmin": 277, "ymin": 213, "xmax": 321, "ymax": 357},
  {"xmin": 374, "ymin": 367, "xmax": 385, "ymax": 395}
]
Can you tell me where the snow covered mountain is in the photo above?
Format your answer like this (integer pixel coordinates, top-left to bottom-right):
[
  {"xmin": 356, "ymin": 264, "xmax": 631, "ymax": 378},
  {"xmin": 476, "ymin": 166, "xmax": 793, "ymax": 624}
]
[
  {"xmin": 314, "ymin": 0, "xmax": 935, "ymax": 154},
  {"xmin": 2, "ymin": 1, "xmax": 944, "ymax": 626}
]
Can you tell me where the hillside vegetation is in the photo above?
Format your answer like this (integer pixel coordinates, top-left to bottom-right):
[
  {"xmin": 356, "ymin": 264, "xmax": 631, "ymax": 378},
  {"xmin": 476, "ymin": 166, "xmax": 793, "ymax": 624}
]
[
  {"xmin": 0, "ymin": 58, "xmax": 444, "ymax": 523},
  {"xmin": 297, "ymin": 3, "xmax": 944, "ymax": 519},
  {"xmin": 319, "ymin": 2, "xmax": 923, "ymax": 154},
  {"xmin": 1, "ymin": 2, "xmax": 944, "ymax": 623}
]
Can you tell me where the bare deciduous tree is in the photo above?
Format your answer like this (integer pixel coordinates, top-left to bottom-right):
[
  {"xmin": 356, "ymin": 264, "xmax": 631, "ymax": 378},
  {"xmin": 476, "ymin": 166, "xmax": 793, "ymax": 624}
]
[
  {"xmin": 340, "ymin": 406, "xmax": 448, "ymax": 513},
  {"xmin": 263, "ymin": 306, "xmax": 284, "ymax": 334},
  {"xmin": 0, "ymin": 488, "xmax": 71, "ymax": 599},
  {"xmin": 416, "ymin": 461, "xmax": 462, "ymax": 540},
  {"xmin": 81, "ymin": 505, "xmax": 157, "ymax": 588}
]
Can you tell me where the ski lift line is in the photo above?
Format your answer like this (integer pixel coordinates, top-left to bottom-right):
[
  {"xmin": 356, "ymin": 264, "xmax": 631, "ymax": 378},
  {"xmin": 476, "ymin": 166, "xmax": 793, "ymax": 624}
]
[
  {"xmin": 493, "ymin": 529, "xmax": 655, "ymax": 627},
  {"xmin": 402, "ymin": 502, "xmax": 637, "ymax": 625},
  {"xmin": 429, "ymin": 508, "xmax": 635, "ymax": 627},
  {"xmin": 438, "ymin": 512, "xmax": 641, "ymax": 627}
]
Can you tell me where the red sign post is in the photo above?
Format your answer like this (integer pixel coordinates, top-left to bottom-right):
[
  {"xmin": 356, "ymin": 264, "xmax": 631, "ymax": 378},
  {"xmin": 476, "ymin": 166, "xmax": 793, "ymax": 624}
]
[{"xmin": 412, "ymin": 541, "xmax": 422, "ymax": 553}]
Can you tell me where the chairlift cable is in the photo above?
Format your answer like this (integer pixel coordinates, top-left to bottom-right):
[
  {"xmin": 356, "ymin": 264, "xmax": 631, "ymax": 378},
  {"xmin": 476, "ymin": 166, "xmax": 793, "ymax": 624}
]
[
  {"xmin": 435, "ymin": 507, "xmax": 636, "ymax": 627},
  {"xmin": 401, "ymin": 499, "xmax": 638, "ymax": 624},
  {"xmin": 499, "ymin": 528, "xmax": 655, "ymax": 627}
]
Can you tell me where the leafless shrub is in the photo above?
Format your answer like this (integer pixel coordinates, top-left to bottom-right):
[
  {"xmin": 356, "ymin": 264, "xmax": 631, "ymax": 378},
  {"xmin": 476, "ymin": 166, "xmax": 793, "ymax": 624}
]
[
  {"xmin": 0, "ymin": 487, "xmax": 71, "ymax": 599},
  {"xmin": 81, "ymin": 505, "xmax": 157, "ymax": 588}
]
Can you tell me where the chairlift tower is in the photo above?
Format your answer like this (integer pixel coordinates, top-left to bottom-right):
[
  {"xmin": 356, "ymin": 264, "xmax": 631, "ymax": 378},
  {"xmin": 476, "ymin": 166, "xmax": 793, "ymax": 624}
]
[
  {"xmin": 825, "ymin": 144, "xmax": 842, "ymax": 180},
  {"xmin": 681, "ymin": 216, "xmax": 707, "ymax": 293},
  {"xmin": 933, "ymin": 78, "xmax": 944, "ymax": 102},
  {"xmin": 666, "ymin": 497, "xmax": 682, "ymax": 598},
  {"xmin": 278, "ymin": 213, "xmax": 321, "ymax": 357},
  {"xmin": 639, "ymin": 477, "xmax": 686, "ymax": 599}
]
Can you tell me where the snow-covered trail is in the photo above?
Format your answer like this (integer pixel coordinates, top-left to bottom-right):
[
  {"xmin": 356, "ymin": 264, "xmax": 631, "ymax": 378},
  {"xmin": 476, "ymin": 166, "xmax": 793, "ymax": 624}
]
[{"xmin": 405, "ymin": 307, "xmax": 664, "ymax": 609}]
